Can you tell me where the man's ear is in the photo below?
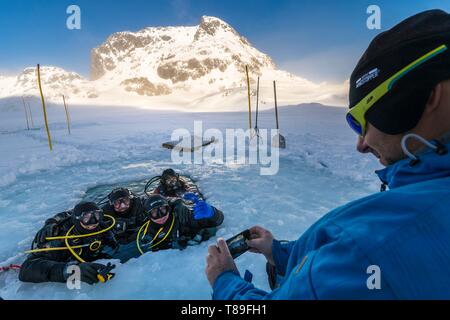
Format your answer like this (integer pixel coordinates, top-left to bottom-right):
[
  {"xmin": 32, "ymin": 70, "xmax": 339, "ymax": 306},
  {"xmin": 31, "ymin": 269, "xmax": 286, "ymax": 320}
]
[{"xmin": 424, "ymin": 82, "xmax": 442, "ymax": 114}]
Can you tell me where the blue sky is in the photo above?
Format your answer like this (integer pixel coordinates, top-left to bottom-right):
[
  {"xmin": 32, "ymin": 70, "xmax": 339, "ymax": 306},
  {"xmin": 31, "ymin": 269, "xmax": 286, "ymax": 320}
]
[{"xmin": 1, "ymin": 0, "xmax": 449, "ymax": 82}]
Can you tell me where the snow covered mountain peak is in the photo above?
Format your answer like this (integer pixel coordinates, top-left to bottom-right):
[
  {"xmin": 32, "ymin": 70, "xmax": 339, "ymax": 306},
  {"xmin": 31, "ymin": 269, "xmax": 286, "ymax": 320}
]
[
  {"xmin": 194, "ymin": 16, "xmax": 247, "ymax": 43},
  {"xmin": 91, "ymin": 15, "xmax": 276, "ymax": 88},
  {"xmin": 17, "ymin": 66, "xmax": 83, "ymax": 85},
  {"xmin": 0, "ymin": 66, "xmax": 98, "ymax": 101}
]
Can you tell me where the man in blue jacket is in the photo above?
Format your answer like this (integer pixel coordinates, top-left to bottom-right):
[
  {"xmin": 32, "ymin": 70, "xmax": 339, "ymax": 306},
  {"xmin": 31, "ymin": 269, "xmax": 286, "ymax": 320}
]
[{"xmin": 205, "ymin": 10, "xmax": 450, "ymax": 299}]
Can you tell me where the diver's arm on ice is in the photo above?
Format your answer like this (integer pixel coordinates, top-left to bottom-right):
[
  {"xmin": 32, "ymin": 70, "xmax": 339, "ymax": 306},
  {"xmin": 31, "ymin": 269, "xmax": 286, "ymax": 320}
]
[
  {"xmin": 19, "ymin": 237, "xmax": 71, "ymax": 283},
  {"xmin": 19, "ymin": 255, "xmax": 108, "ymax": 285},
  {"xmin": 179, "ymin": 176, "xmax": 200, "ymax": 195},
  {"xmin": 21, "ymin": 211, "xmax": 78, "ymax": 283},
  {"xmin": 19, "ymin": 255, "xmax": 68, "ymax": 283},
  {"xmin": 175, "ymin": 202, "xmax": 224, "ymax": 229},
  {"xmin": 202, "ymin": 206, "xmax": 224, "ymax": 227}
]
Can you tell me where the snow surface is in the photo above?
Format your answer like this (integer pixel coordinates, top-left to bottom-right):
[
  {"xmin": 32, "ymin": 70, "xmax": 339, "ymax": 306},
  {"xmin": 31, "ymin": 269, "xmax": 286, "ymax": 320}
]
[{"xmin": 0, "ymin": 101, "xmax": 381, "ymax": 299}]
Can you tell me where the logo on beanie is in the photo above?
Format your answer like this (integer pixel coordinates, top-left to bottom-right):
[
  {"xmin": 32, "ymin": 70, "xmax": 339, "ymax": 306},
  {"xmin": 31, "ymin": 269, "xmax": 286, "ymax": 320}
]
[{"xmin": 356, "ymin": 68, "xmax": 380, "ymax": 88}]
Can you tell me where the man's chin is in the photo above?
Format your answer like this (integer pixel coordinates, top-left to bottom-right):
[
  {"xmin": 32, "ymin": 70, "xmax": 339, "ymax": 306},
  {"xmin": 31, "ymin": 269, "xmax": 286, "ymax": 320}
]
[
  {"xmin": 371, "ymin": 150, "xmax": 391, "ymax": 166},
  {"xmin": 81, "ymin": 223, "xmax": 99, "ymax": 231},
  {"xmin": 379, "ymin": 156, "xmax": 400, "ymax": 167},
  {"xmin": 152, "ymin": 215, "xmax": 169, "ymax": 225},
  {"xmin": 379, "ymin": 158, "xmax": 388, "ymax": 166}
]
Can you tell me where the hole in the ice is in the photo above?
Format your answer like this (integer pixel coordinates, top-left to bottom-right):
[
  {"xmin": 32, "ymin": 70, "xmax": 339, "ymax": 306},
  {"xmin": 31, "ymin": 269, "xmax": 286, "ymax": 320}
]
[
  {"xmin": 83, "ymin": 179, "xmax": 149, "ymax": 205},
  {"xmin": 82, "ymin": 175, "xmax": 201, "ymax": 205}
]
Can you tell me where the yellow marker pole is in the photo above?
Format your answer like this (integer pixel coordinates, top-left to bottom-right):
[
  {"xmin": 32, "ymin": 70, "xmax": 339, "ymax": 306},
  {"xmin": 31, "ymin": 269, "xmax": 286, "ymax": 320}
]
[
  {"xmin": 21, "ymin": 97, "xmax": 30, "ymax": 130},
  {"xmin": 26, "ymin": 101, "xmax": 35, "ymax": 128},
  {"xmin": 37, "ymin": 64, "xmax": 53, "ymax": 151},
  {"xmin": 245, "ymin": 65, "xmax": 252, "ymax": 131},
  {"xmin": 62, "ymin": 95, "xmax": 71, "ymax": 135}
]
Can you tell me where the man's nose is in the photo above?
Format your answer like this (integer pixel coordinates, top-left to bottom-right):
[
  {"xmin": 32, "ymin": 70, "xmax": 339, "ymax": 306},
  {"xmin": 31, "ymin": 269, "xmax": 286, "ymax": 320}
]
[{"xmin": 356, "ymin": 136, "xmax": 371, "ymax": 153}]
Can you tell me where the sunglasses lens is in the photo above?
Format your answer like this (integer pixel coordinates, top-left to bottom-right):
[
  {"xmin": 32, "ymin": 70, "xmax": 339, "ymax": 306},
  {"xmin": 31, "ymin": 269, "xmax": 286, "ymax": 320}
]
[{"xmin": 346, "ymin": 113, "xmax": 363, "ymax": 136}]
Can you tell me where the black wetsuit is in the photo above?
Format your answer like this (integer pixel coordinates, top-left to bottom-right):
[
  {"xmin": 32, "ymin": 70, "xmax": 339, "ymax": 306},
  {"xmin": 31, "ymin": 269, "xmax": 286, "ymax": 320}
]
[
  {"xmin": 141, "ymin": 201, "xmax": 224, "ymax": 251},
  {"xmin": 114, "ymin": 201, "xmax": 224, "ymax": 261},
  {"xmin": 19, "ymin": 212, "xmax": 116, "ymax": 283},
  {"xmin": 152, "ymin": 176, "xmax": 200, "ymax": 200}
]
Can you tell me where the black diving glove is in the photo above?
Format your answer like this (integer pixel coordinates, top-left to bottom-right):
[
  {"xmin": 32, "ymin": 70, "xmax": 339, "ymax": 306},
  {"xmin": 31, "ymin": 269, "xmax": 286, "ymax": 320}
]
[{"xmin": 77, "ymin": 262, "xmax": 107, "ymax": 285}]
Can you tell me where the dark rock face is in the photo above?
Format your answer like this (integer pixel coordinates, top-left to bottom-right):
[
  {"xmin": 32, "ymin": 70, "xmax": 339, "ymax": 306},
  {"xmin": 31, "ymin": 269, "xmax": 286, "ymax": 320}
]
[
  {"xmin": 121, "ymin": 77, "xmax": 172, "ymax": 96},
  {"xmin": 157, "ymin": 58, "xmax": 229, "ymax": 83}
]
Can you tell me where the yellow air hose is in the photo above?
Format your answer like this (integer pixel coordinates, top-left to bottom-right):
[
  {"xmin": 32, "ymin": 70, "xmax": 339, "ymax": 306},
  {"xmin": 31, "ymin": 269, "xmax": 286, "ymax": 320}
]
[
  {"xmin": 136, "ymin": 213, "xmax": 175, "ymax": 255},
  {"xmin": 45, "ymin": 215, "xmax": 116, "ymax": 241},
  {"xmin": 25, "ymin": 215, "xmax": 116, "ymax": 261},
  {"xmin": 25, "ymin": 244, "xmax": 88, "ymax": 254}
]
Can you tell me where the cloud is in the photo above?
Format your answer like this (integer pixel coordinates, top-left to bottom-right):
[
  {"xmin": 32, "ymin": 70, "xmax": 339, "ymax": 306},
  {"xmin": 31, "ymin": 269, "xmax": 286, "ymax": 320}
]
[
  {"xmin": 278, "ymin": 45, "xmax": 361, "ymax": 83},
  {"xmin": 273, "ymin": 47, "xmax": 354, "ymax": 107},
  {"xmin": 0, "ymin": 70, "xmax": 21, "ymax": 78}
]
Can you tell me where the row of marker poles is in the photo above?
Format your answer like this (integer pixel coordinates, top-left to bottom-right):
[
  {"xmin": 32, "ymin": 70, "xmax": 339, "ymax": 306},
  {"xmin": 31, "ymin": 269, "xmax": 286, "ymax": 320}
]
[{"xmin": 245, "ymin": 65, "xmax": 286, "ymax": 148}]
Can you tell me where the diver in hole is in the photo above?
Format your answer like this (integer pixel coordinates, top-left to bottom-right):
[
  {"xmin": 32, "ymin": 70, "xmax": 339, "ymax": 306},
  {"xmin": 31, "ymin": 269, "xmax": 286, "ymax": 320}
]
[{"xmin": 19, "ymin": 202, "xmax": 117, "ymax": 284}]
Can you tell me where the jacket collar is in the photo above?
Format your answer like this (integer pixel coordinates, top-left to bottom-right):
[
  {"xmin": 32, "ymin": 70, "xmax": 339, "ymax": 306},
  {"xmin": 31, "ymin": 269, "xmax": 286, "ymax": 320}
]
[{"xmin": 376, "ymin": 140, "xmax": 450, "ymax": 189}]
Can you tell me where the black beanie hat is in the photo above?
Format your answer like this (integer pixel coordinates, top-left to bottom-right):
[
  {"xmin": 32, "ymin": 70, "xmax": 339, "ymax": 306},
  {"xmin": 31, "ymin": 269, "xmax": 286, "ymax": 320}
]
[
  {"xmin": 144, "ymin": 195, "xmax": 169, "ymax": 212},
  {"xmin": 108, "ymin": 188, "xmax": 130, "ymax": 203},
  {"xmin": 349, "ymin": 9, "xmax": 450, "ymax": 134},
  {"xmin": 73, "ymin": 202, "xmax": 99, "ymax": 216},
  {"xmin": 161, "ymin": 169, "xmax": 178, "ymax": 182},
  {"xmin": 72, "ymin": 202, "xmax": 102, "ymax": 229}
]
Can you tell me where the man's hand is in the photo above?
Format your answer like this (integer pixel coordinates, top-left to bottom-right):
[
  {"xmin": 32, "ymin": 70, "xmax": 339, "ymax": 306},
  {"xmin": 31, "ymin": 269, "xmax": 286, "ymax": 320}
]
[
  {"xmin": 205, "ymin": 238, "xmax": 239, "ymax": 287},
  {"xmin": 246, "ymin": 226, "xmax": 275, "ymax": 266}
]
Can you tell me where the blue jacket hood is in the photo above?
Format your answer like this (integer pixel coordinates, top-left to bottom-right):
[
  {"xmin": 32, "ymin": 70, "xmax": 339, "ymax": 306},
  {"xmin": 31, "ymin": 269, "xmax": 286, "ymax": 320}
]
[{"xmin": 375, "ymin": 141, "xmax": 450, "ymax": 189}]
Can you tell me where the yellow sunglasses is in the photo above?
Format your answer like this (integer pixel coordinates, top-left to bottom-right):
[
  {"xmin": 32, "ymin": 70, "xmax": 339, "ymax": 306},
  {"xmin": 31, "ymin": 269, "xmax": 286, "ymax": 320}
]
[{"xmin": 346, "ymin": 44, "xmax": 448, "ymax": 136}]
